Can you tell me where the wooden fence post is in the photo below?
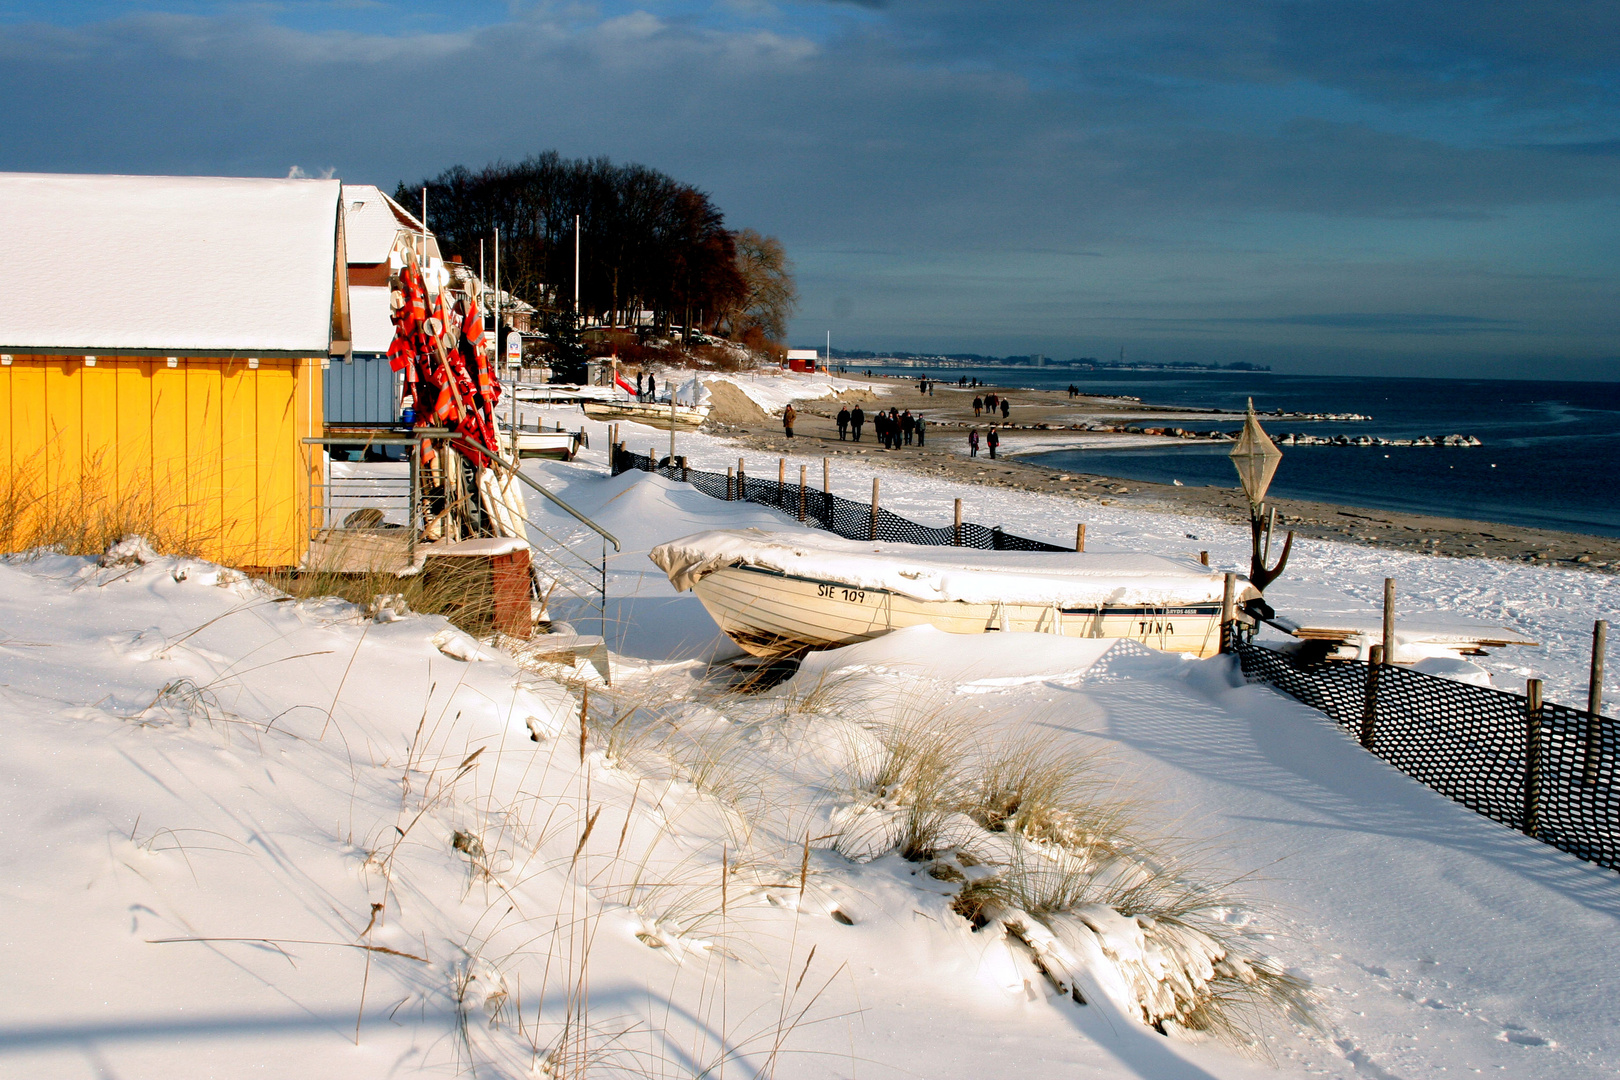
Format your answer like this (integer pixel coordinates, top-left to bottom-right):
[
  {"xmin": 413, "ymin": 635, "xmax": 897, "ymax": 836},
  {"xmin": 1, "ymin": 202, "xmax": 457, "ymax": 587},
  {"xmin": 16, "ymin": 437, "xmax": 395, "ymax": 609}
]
[
  {"xmin": 1525, "ymin": 678, "xmax": 1543, "ymax": 837},
  {"xmin": 1383, "ymin": 577, "xmax": 1397, "ymax": 666},
  {"xmin": 1199, "ymin": 550, "xmax": 1209, "ymax": 566},
  {"xmin": 1360, "ymin": 644, "xmax": 1383, "ymax": 749},
  {"xmin": 822, "ymin": 457, "xmax": 829, "ymax": 493},
  {"xmin": 726, "ymin": 466, "xmax": 734, "ymax": 500},
  {"xmin": 870, "ymin": 478, "xmax": 880, "ymax": 541},
  {"xmin": 680, "ymin": 456, "xmax": 688, "ymax": 482},
  {"xmin": 1076, "ymin": 523, "xmax": 1086, "ymax": 552},
  {"xmin": 1585, "ymin": 619, "xmax": 1607, "ymax": 785},
  {"xmin": 954, "ymin": 499, "xmax": 963, "ymax": 546},
  {"xmin": 799, "ymin": 465, "xmax": 807, "ymax": 521},
  {"xmin": 1220, "ymin": 572, "xmax": 1236, "ymax": 654},
  {"xmin": 738, "ymin": 457, "xmax": 746, "ymax": 499}
]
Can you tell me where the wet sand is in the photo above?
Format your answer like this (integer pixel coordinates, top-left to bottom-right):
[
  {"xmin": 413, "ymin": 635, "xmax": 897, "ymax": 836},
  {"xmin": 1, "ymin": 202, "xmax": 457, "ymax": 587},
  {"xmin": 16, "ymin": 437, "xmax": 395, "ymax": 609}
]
[{"xmin": 702, "ymin": 374, "xmax": 1620, "ymax": 571}]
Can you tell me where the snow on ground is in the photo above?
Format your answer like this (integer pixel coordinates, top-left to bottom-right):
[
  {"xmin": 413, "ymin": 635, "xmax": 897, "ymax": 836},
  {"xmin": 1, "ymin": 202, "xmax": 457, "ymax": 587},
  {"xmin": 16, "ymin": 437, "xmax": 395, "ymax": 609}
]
[
  {"xmin": 3, "ymin": 401, "xmax": 1616, "ymax": 1079},
  {"xmin": 515, "ymin": 408, "xmax": 1620, "ymax": 1078},
  {"xmin": 563, "ymin": 406, "xmax": 1613, "ymax": 705},
  {"xmin": 700, "ymin": 369, "xmax": 888, "ymax": 415}
]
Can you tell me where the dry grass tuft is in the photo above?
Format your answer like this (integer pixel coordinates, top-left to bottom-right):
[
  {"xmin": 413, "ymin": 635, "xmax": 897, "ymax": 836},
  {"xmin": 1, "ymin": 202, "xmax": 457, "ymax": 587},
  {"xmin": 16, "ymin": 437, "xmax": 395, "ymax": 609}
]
[
  {"xmin": 0, "ymin": 455, "xmax": 219, "ymax": 558},
  {"xmin": 969, "ymin": 731, "xmax": 1135, "ymax": 854}
]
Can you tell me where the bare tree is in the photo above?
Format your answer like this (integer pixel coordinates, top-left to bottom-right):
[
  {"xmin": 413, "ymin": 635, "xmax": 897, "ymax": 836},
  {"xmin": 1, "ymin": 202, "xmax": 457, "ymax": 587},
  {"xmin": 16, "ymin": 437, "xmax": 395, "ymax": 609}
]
[{"xmin": 723, "ymin": 229, "xmax": 798, "ymax": 342}]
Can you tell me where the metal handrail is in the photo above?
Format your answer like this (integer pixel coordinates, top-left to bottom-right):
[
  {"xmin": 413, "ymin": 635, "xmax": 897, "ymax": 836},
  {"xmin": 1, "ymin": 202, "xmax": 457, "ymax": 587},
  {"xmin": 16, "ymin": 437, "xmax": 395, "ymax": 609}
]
[{"xmin": 455, "ymin": 434, "xmax": 621, "ymax": 551}]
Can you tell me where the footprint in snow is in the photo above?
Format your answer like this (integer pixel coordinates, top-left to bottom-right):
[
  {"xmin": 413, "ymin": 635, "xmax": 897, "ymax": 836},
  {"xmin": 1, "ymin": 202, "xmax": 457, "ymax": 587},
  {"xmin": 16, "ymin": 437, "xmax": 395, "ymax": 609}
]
[{"xmin": 1498, "ymin": 1027, "xmax": 1555, "ymax": 1048}]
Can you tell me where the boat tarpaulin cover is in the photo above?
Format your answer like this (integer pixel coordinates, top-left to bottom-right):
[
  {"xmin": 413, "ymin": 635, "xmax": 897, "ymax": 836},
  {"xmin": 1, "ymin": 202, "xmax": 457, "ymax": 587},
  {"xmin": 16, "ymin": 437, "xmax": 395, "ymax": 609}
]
[{"xmin": 649, "ymin": 528, "xmax": 1236, "ymax": 607}]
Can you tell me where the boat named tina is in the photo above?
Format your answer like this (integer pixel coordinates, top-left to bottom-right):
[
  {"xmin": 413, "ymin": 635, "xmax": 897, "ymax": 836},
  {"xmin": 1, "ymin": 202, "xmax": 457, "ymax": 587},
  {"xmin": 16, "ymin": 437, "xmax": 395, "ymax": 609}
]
[{"xmin": 650, "ymin": 529, "xmax": 1258, "ymax": 659}]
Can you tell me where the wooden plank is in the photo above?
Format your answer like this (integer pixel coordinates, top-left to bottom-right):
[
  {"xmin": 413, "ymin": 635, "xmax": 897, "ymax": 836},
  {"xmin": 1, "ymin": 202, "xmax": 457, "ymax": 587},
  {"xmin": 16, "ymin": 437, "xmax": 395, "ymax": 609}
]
[
  {"xmin": 299, "ymin": 357, "xmax": 322, "ymax": 563},
  {"xmin": 256, "ymin": 360, "xmax": 299, "ymax": 566},
  {"xmin": 43, "ymin": 357, "xmax": 83, "ymax": 512},
  {"xmin": 150, "ymin": 357, "xmax": 188, "ymax": 542},
  {"xmin": 114, "ymin": 359, "xmax": 153, "ymax": 521},
  {"xmin": 220, "ymin": 361, "xmax": 258, "ymax": 564},
  {"xmin": 80, "ymin": 358, "xmax": 118, "ymax": 521},
  {"xmin": 184, "ymin": 359, "xmax": 223, "ymax": 551},
  {"xmin": 8, "ymin": 358, "xmax": 49, "ymax": 543},
  {"xmin": 0, "ymin": 360, "xmax": 11, "ymax": 491}
]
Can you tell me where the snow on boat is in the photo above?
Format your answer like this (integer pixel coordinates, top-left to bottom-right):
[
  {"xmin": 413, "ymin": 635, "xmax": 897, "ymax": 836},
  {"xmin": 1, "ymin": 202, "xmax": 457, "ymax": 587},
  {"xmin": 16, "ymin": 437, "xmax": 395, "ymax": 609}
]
[
  {"xmin": 649, "ymin": 528, "xmax": 1258, "ymax": 658},
  {"xmin": 582, "ymin": 399, "xmax": 711, "ymax": 428},
  {"xmin": 498, "ymin": 424, "xmax": 584, "ymax": 460}
]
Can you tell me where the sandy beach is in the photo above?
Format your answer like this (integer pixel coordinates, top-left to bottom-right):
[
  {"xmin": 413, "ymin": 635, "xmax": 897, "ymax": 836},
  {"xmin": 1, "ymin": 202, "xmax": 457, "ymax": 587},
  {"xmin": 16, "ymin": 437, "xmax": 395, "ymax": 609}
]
[{"xmin": 700, "ymin": 373, "xmax": 1620, "ymax": 570}]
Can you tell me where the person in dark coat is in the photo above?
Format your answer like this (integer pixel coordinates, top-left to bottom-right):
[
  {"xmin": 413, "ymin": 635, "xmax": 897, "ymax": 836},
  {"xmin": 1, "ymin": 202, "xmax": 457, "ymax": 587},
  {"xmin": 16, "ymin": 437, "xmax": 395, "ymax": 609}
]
[
  {"xmin": 1000, "ymin": 397, "xmax": 1010, "ymax": 419},
  {"xmin": 636, "ymin": 372, "xmax": 644, "ymax": 399},
  {"xmin": 647, "ymin": 373, "xmax": 656, "ymax": 401},
  {"xmin": 851, "ymin": 404, "xmax": 865, "ymax": 441},
  {"xmin": 986, "ymin": 426, "xmax": 1000, "ymax": 459},
  {"xmin": 836, "ymin": 405, "xmax": 851, "ymax": 440},
  {"xmin": 972, "ymin": 396, "xmax": 983, "ymax": 417},
  {"xmin": 968, "ymin": 428, "xmax": 980, "ymax": 457},
  {"xmin": 915, "ymin": 414, "xmax": 926, "ymax": 446},
  {"xmin": 900, "ymin": 410, "xmax": 914, "ymax": 445},
  {"xmin": 783, "ymin": 403, "xmax": 796, "ymax": 438},
  {"xmin": 873, "ymin": 411, "xmax": 888, "ymax": 449}
]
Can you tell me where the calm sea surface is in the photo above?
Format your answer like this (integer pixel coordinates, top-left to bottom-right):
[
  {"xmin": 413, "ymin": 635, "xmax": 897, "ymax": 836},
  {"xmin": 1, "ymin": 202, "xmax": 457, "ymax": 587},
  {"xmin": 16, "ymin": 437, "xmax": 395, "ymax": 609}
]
[{"xmin": 859, "ymin": 367, "xmax": 1620, "ymax": 537}]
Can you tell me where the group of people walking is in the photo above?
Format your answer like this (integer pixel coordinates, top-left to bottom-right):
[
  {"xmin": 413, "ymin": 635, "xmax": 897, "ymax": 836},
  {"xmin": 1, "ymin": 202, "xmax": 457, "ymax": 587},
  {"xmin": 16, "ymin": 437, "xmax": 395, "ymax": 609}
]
[
  {"xmin": 829, "ymin": 404, "xmax": 926, "ymax": 450},
  {"xmin": 970, "ymin": 393, "xmax": 1011, "ymax": 420},
  {"xmin": 966, "ymin": 426, "xmax": 1001, "ymax": 459}
]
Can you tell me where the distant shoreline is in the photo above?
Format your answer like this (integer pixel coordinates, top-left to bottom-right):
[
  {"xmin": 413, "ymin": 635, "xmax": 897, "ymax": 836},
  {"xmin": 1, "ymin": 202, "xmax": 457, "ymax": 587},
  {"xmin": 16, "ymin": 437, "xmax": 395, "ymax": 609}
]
[{"xmin": 702, "ymin": 372, "xmax": 1620, "ymax": 570}]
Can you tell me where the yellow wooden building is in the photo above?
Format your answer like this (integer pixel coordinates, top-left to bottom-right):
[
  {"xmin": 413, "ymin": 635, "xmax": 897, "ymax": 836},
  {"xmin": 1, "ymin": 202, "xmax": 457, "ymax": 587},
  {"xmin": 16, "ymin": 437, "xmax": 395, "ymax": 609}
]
[{"xmin": 0, "ymin": 172, "xmax": 350, "ymax": 567}]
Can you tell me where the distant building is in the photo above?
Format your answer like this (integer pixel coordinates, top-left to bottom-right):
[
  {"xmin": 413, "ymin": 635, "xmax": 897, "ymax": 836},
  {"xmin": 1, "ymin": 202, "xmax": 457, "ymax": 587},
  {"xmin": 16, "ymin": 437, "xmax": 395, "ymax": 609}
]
[
  {"xmin": 785, "ymin": 348, "xmax": 821, "ymax": 373},
  {"xmin": 0, "ymin": 171, "xmax": 349, "ymax": 567},
  {"xmin": 328, "ymin": 184, "xmax": 435, "ymax": 430}
]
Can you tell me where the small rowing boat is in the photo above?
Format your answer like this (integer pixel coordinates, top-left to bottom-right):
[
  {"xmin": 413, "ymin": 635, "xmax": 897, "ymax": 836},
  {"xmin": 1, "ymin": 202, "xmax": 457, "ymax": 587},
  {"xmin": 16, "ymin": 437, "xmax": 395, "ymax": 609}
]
[
  {"xmin": 498, "ymin": 424, "xmax": 585, "ymax": 460},
  {"xmin": 582, "ymin": 399, "xmax": 711, "ymax": 428},
  {"xmin": 650, "ymin": 529, "xmax": 1258, "ymax": 658}
]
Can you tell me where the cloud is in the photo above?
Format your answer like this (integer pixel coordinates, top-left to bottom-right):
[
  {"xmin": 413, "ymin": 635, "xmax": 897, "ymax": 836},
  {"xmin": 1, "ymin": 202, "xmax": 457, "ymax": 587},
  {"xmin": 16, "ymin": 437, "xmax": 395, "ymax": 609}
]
[{"xmin": 0, "ymin": 2, "xmax": 1615, "ymax": 375}]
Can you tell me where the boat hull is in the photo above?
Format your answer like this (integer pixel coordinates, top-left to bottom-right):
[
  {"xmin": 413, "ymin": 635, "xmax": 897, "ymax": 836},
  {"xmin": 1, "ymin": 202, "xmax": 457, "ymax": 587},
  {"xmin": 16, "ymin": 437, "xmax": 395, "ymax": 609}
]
[
  {"xmin": 583, "ymin": 401, "xmax": 709, "ymax": 429},
  {"xmin": 502, "ymin": 431, "xmax": 582, "ymax": 460},
  {"xmin": 693, "ymin": 565, "xmax": 1227, "ymax": 659}
]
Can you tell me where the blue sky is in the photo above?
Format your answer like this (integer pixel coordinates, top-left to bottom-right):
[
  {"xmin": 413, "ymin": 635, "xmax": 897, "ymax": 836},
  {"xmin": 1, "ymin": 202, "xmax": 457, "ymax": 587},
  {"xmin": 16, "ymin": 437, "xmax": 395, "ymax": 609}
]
[{"xmin": 3, "ymin": 1, "xmax": 1617, "ymax": 377}]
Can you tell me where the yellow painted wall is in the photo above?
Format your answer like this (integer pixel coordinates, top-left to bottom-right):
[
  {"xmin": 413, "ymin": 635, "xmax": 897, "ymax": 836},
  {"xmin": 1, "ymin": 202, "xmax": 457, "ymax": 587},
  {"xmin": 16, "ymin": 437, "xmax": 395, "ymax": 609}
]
[{"xmin": 0, "ymin": 355, "xmax": 323, "ymax": 566}]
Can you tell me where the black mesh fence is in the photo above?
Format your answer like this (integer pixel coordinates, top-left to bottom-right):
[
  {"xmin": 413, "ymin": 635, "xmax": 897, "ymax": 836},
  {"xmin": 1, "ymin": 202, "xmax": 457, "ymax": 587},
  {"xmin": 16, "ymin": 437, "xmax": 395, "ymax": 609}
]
[
  {"xmin": 612, "ymin": 445, "xmax": 1069, "ymax": 552},
  {"xmin": 1235, "ymin": 639, "xmax": 1619, "ymax": 872}
]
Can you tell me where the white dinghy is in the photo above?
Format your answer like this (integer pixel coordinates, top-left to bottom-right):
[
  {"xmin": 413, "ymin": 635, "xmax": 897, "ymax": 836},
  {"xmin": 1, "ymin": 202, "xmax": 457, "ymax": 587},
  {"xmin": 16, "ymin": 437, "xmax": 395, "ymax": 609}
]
[{"xmin": 650, "ymin": 528, "xmax": 1258, "ymax": 658}]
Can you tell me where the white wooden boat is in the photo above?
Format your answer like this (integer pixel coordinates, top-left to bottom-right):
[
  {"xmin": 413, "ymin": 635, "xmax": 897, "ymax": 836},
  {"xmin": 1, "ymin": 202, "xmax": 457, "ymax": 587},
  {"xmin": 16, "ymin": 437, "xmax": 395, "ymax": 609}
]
[
  {"xmin": 583, "ymin": 399, "xmax": 711, "ymax": 428},
  {"xmin": 650, "ymin": 529, "xmax": 1257, "ymax": 659},
  {"xmin": 499, "ymin": 426, "xmax": 584, "ymax": 460}
]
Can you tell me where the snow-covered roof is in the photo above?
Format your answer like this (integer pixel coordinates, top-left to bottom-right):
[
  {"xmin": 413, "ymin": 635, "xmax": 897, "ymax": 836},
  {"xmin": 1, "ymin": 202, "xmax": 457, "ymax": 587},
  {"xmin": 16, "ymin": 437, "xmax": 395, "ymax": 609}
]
[
  {"xmin": 342, "ymin": 183, "xmax": 426, "ymax": 266},
  {"xmin": 349, "ymin": 285, "xmax": 394, "ymax": 354},
  {"xmin": 0, "ymin": 172, "xmax": 343, "ymax": 355}
]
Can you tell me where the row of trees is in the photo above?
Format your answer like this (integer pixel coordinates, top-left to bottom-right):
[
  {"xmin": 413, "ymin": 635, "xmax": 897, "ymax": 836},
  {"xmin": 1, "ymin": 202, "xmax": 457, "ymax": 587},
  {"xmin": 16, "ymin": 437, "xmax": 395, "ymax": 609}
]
[{"xmin": 398, "ymin": 152, "xmax": 796, "ymax": 349}]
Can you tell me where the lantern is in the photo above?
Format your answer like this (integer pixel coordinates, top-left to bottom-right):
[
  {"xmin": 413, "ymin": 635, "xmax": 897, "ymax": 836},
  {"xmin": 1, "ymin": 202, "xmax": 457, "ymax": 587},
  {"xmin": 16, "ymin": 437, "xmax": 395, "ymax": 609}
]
[{"xmin": 1229, "ymin": 398, "xmax": 1282, "ymax": 516}]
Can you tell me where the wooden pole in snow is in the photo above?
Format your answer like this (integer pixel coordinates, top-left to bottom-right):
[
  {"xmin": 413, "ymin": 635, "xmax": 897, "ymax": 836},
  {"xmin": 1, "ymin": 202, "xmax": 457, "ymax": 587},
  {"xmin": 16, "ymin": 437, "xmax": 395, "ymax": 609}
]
[
  {"xmin": 1199, "ymin": 550, "xmax": 1209, "ymax": 566},
  {"xmin": 799, "ymin": 465, "xmax": 807, "ymax": 521},
  {"xmin": 1524, "ymin": 678, "xmax": 1543, "ymax": 836},
  {"xmin": 726, "ymin": 466, "xmax": 734, "ymax": 500},
  {"xmin": 1382, "ymin": 578, "xmax": 1397, "ymax": 666},
  {"xmin": 1361, "ymin": 645, "xmax": 1383, "ymax": 749},
  {"xmin": 954, "ymin": 499, "xmax": 963, "ymax": 546},
  {"xmin": 1220, "ymin": 572, "xmax": 1236, "ymax": 653},
  {"xmin": 1075, "ymin": 523, "xmax": 1086, "ymax": 552},
  {"xmin": 870, "ymin": 478, "xmax": 879, "ymax": 541},
  {"xmin": 822, "ymin": 457, "xmax": 829, "ymax": 493},
  {"xmin": 1585, "ymin": 619, "xmax": 1607, "ymax": 785}
]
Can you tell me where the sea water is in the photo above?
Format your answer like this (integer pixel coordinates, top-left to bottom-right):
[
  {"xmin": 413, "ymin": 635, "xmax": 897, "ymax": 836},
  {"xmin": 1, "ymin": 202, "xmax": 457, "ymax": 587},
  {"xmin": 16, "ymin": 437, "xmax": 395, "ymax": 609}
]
[{"xmin": 857, "ymin": 367, "xmax": 1620, "ymax": 537}]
